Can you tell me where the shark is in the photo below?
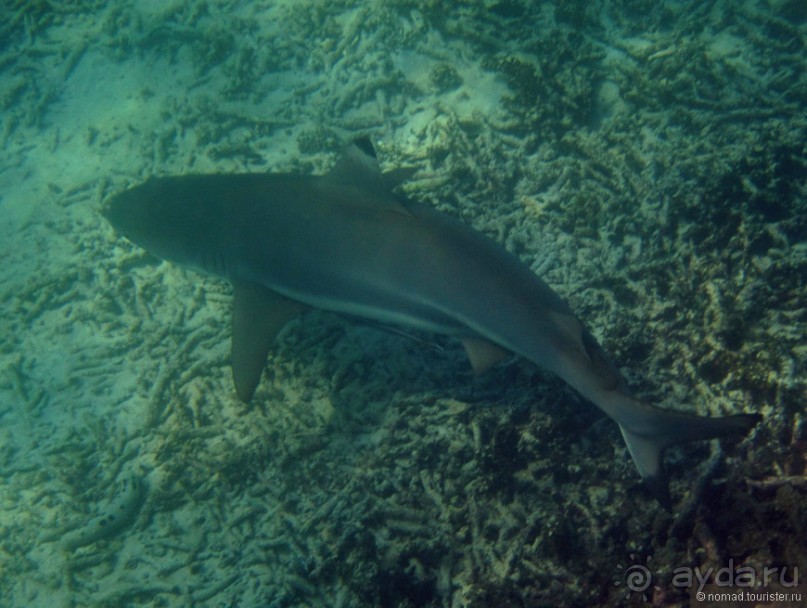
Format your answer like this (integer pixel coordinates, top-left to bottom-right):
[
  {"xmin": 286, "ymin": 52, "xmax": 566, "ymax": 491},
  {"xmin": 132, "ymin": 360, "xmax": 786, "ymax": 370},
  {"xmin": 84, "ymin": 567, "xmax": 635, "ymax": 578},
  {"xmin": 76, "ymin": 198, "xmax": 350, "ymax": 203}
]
[{"xmin": 103, "ymin": 138, "xmax": 760, "ymax": 509}]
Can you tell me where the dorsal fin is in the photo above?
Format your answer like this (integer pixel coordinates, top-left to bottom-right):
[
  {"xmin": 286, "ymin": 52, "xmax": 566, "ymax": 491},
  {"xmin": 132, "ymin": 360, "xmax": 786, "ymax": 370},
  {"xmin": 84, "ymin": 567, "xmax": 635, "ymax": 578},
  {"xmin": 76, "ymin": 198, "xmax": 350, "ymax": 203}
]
[
  {"xmin": 325, "ymin": 137, "xmax": 413, "ymax": 215},
  {"xmin": 326, "ymin": 137, "xmax": 387, "ymax": 191}
]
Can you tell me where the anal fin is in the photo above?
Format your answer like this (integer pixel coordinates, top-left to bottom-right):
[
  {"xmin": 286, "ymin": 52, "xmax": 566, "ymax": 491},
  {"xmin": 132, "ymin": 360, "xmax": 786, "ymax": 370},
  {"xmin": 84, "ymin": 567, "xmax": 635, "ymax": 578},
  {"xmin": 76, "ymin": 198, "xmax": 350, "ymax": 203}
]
[
  {"xmin": 461, "ymin": 337, "xmax": 510, "ymax": 374},
  {"xmin": 231, "ymin": 280, "xmax": 306, "ymax": 402}
]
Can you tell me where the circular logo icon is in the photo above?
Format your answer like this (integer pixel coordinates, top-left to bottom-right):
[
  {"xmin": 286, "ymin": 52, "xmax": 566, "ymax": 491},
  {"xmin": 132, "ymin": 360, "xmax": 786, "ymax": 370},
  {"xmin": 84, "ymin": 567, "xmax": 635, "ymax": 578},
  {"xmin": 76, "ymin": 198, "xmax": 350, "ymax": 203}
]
[{"xmin": 615, "ymin": 554, "xmax": 660, "ymax": 601}]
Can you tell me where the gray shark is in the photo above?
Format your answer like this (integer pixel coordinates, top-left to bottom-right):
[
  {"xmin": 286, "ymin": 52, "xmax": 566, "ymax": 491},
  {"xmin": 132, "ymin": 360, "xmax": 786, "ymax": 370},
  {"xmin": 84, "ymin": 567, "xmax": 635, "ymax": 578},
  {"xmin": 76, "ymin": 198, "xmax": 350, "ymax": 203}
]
[{"xmin": 103, "ymin": 138, "xmax": 760, "ymax": 508}]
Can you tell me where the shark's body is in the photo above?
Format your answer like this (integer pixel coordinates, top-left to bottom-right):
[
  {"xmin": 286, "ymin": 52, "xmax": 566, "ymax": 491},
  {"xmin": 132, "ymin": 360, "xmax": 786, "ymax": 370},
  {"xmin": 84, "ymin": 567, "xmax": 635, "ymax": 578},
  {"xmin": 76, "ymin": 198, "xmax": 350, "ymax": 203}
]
[{"xmin": 104, "ymin": 139, "xmax": 759, "ymax": 508}]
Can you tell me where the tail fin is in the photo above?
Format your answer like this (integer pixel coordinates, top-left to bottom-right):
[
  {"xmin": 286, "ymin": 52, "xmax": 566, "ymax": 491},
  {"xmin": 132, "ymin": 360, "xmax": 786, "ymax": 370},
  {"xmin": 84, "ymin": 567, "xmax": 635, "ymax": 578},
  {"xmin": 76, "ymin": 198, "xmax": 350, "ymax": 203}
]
[{"xmin": 618, "ymin": 409, "xmax": 761, "ymax": 510}]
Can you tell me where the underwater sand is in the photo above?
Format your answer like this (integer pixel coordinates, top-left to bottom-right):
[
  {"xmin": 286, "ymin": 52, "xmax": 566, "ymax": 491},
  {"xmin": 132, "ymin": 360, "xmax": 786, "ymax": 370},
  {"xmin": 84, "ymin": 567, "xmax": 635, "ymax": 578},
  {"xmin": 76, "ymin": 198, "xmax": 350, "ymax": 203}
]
[{"xmin": 0, "ymin": 1, "xmax": 805, "ymax": 606}]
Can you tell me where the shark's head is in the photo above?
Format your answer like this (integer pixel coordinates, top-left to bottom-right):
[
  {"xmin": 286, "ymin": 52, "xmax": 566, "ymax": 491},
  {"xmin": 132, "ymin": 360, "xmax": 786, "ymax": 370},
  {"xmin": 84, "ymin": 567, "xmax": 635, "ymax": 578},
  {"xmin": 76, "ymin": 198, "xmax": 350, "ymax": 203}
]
[
  {"xmin": 103, "ymin": 180, "xmax": 165, "ymax": 248},
  {"xmin": 103, "ymin": 176, "xmax": 233, "ymax": 276}
]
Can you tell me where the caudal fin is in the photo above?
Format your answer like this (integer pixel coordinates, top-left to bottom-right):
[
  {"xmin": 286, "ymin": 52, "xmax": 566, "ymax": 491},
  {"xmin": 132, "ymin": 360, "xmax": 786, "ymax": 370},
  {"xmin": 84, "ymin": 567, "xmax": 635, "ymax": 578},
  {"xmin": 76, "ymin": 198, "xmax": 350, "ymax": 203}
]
[{"xmin": 618, "ymin": 408, "xmax": 761, "ymax": 510}]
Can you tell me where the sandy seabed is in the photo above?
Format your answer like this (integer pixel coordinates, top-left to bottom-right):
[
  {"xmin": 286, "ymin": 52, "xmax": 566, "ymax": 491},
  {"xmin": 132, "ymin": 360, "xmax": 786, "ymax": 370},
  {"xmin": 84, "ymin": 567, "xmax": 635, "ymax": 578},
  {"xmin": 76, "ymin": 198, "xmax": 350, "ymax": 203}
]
[{"xmin": 0, "ymin": 1, "xmax": 805, "ymax": 607}]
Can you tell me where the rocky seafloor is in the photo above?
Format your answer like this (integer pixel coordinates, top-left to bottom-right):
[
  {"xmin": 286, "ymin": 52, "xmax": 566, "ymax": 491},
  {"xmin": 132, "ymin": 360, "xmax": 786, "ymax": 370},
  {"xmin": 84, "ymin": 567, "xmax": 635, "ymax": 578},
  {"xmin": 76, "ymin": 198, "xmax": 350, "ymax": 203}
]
[{"xmin": 0, "ymin": 1, "xmax": 805, "ymax": 607}]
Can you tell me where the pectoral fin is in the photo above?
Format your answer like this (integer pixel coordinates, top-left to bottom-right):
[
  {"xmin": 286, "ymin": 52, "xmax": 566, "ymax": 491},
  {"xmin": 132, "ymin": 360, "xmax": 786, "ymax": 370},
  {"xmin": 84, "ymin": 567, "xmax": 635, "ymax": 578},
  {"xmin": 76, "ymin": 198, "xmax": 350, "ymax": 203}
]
[
  {"xmin": 461, "ymin": 337, "xmax": 510, "ymax": 374},
  {"xmin": 231, "ymin": 280, "xmax": 306, "ymax": 402}
]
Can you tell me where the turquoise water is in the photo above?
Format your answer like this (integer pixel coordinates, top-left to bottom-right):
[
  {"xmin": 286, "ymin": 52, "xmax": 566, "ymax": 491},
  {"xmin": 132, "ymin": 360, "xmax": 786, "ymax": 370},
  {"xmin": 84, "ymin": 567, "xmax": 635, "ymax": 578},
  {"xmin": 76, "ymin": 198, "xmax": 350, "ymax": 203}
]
[{"xmin": 0, "ymin": 1, "xmax": 804, "ymax": 606}]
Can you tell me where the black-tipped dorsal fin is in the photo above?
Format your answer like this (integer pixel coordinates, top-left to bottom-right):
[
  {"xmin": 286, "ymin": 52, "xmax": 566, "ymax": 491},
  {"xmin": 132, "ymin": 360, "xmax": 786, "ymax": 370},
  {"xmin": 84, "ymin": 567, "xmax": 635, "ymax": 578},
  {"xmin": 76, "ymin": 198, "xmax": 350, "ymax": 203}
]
[
  {"xmin": 326, "ymin": 137, "xmax": 387, "ymax": 189},
  {"xmin": 325, "ymin": 138, "xmax": 414, "ymax": 216},
  {"xmin": 231, "ymin": 280, "xmax": 306, "ymax": 402}
]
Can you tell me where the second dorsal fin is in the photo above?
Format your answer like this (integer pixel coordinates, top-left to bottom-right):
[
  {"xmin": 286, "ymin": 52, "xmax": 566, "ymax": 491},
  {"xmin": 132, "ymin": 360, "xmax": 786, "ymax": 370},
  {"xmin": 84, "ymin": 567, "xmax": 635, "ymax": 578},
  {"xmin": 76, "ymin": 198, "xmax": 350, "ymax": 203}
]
[{"xmin": 461, "ymin": 337, "xmax": 511, "ymax": 374}]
